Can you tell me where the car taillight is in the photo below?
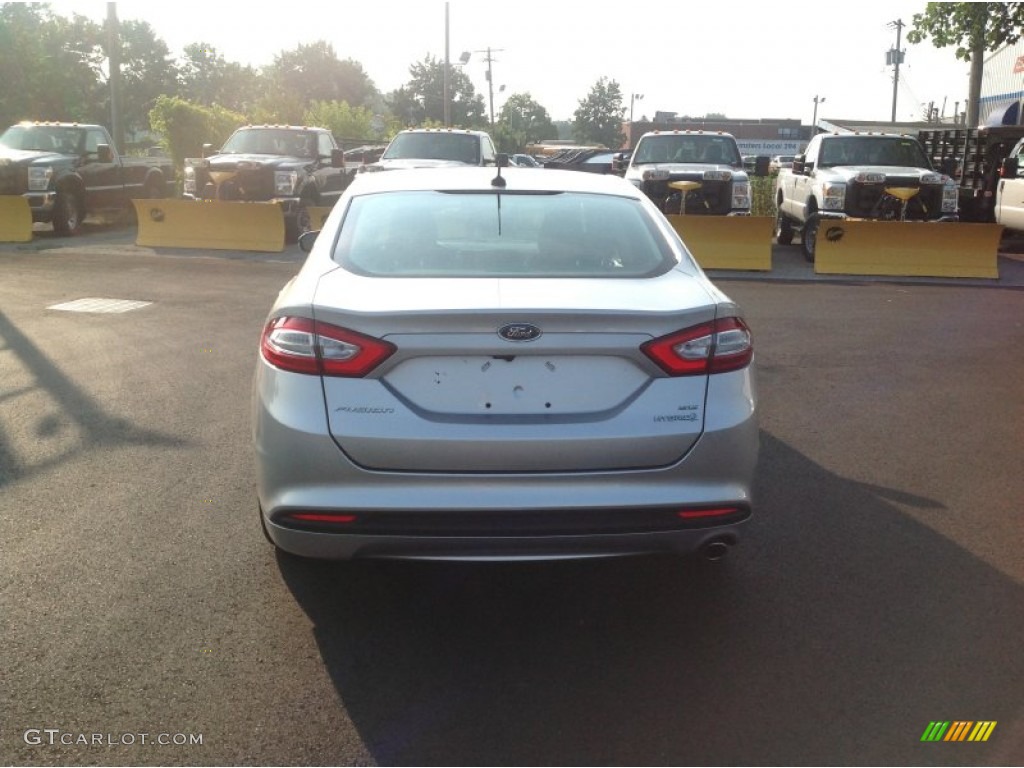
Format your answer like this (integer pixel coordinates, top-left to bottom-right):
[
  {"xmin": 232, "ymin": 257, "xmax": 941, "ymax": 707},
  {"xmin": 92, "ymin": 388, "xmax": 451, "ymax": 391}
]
[
  {"xmin": 641, "ymin": 317, "xmax": 752, "ymax": 376},
  {"xmin": 260, "ymin": 316, "xmax": 396, "ymax": 377}
]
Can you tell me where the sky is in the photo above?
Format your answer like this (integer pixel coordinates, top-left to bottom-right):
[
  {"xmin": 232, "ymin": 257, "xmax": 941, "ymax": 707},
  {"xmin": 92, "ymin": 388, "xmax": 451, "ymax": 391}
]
[{"xmin": 47, "ymin": 0, "xmax": 977, "ymax": 124}]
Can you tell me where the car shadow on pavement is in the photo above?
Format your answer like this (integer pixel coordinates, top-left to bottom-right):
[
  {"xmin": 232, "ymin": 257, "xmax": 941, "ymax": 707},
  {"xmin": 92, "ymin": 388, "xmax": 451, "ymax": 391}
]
[
  {"xmin": 277, "ymin": 430, "xmax": 1023, "ymax": 766},
  {"xmin": 0, "ymin": 309, "xmax": 189, "ymax": 489}
]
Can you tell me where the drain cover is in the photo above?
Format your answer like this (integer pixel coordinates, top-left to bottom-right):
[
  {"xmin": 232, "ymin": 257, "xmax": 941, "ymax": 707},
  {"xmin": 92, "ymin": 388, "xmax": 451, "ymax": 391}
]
[{"xmin": 48, "ymin": 298, "xmax": 152, "ymax": 313}]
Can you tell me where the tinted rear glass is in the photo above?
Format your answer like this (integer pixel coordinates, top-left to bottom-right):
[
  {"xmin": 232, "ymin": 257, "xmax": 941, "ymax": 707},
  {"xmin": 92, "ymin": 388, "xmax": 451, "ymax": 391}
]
[
  {"xmin": 334, "ymin": 190, "xmax": 675, "ymax": 278},
  {"xmin": 382, "ymin": 133, "xmax": 481, "ymax": 164}
]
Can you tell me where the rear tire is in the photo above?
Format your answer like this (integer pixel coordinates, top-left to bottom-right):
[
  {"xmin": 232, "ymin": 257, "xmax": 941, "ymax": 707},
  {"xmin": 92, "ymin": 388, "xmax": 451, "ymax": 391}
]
[
  {"xmin": 52, "ymin": 189, "xmax": 83, "ymax": 236},
  {"xmin": 801, "ymin": 212, "xmax": 820, "ymax": 263},
  {"xmin": 775, "ymin": 210, "xmax": 794, "ymax": 245}
]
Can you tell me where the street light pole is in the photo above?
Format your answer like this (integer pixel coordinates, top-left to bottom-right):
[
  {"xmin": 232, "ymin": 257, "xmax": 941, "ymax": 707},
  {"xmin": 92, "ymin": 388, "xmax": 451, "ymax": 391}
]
[
  {"xmin": 811, "ymin": 95, "xmax": 825, "ymax": 132},
  {"xmin": 630, "ymin": 93, "xmax": 644, "ymax": 124},
  {"xmin": 443, "ymin": 2, "xmax": 450, "ymax": 127}
]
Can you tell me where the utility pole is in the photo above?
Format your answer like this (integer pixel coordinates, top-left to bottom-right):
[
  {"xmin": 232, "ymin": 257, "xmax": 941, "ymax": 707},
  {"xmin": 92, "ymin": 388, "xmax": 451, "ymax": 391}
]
[
  {"xmin": 475, "ymin": 47, "xmax": 504, "ymax": 126},
  {"xmin": 888, "ymin": 18, "xmax": 905, "ymax": 123},
  {"xmin": 107, "ymin": 2, "xmax": 122, "ymax": 151}
]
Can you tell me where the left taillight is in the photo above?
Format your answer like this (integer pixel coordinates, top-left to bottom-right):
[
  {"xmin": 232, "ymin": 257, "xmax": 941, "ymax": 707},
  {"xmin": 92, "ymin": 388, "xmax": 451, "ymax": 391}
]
[
  {"xmin": 260, "ymin": 316, "xmax": 396, "ymax": 377},
  {"xmin": 641, "ymin": 316, "xmax": 753, "ymax": 376}
]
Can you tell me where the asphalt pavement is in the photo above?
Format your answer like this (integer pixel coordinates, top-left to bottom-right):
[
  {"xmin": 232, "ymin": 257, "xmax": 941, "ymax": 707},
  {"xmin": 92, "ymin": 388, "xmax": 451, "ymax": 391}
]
[{"xmin": 1, "ymin": 234, "xmax": 1022, "ymax": 766}]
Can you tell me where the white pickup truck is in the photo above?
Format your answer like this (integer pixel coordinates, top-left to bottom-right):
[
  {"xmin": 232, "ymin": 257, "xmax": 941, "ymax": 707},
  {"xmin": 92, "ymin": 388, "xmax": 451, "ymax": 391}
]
[
  {"xmin": 995, "ymin": 137, "xmax": 1024, "ymax": 230},
  {"xmin": 620, "ymin": 130, "xmax": 767, "ymax": 215},
  {"xmin": 775, "ymin": 132, "xmax": 959, "ymax": 261}
]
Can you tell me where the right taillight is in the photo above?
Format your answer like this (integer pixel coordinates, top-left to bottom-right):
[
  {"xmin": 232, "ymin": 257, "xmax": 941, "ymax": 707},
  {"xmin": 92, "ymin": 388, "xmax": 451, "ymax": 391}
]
[
  {"xmin": 642, "ymin": 316, "xmax": 753, "ymax": 376},
  {"xmin": 260, "ymin": 316, "xmax": 395, "ymax": 377}
]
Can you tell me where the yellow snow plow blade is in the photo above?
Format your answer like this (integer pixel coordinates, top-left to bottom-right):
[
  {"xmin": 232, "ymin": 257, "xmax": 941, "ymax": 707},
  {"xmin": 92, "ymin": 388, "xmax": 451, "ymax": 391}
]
[
  {"xmin": 666, "ymin": 215, "xmax": 773, "ymax": 271},
  {"xmin": 308, "ymin": 206, "xmax": 333, "ymax": 231},
  {"xmin": 133, "ymin": 199, "xmax": 285, "ymax": 252},
  {"xmin": 0, "ymin": 195, "xmax": 32, "ymax": 243},
  {"xmin": 814, "ymin": 220, "xmax": 1002, "ymax": 279}
]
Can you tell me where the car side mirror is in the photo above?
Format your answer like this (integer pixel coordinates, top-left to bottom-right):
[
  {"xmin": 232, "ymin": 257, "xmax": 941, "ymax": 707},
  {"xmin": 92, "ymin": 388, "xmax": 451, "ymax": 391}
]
[
  {"xmin": 202, "ymin": 143, "xmax": 213, "ymax": 158},
  {"xmin": 754, "ymin": 156, "xmax": 771, "ymax": 177},
  {"xmin": 96, "ymin": 144, "xmax": 113, "ymax": 163},
  {"xmin": 939, "ymin": 157, "xmax": 957, "ymax": 176},
  {"xmin": 1001, "ymin": 157, "xmax": 1020, "ymax": 178},
  {"xmin": 331, "ymin": 148, "xmax": 345, "ymax": 168},
  {"xmin": 792, "ymin": 156, "xmax": 805, "ymax": 174}
]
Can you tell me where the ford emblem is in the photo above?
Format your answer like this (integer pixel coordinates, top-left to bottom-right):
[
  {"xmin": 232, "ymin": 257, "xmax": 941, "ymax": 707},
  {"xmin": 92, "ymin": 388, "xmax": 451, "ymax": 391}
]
[{"xmin": 498, "ymin": 323, "xmax": 542, "ymax": 342}]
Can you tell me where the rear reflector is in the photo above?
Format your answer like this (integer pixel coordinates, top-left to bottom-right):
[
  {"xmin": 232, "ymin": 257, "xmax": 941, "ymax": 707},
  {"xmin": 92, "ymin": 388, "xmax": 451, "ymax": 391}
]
[
  {"xmin": 677, "ymin": 507, "xmax": 741, "ymax": 520},
  {"xmin": 287, "ymin": 512, "xmax": 358, "ymax": 524}
]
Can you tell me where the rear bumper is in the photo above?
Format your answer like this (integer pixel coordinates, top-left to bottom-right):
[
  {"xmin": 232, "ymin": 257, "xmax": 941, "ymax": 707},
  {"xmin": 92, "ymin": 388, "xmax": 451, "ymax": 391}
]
[
  {"xmin": 264, "ymin": 515, "xmax": 750, "ymax": 561},
  {"xmin": 253, "ymin": 361, "xmax": 759, "ymax": 561}
]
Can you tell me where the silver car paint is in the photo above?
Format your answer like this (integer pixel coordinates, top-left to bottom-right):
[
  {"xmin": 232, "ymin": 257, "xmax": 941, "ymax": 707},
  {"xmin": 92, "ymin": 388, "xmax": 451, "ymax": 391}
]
[{"xmin": 253, "ymin": 167, "xmax": 758, "ymax": 560}]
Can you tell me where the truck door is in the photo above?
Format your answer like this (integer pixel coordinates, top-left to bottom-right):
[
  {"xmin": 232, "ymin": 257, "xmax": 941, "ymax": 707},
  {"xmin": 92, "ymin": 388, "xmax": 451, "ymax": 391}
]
[
  {"xmin": 82, "ymin": 127, "xmax": 123, "ymax": 211},
  {"xmin": 996, "ymin": 140, "xmax": 1024, "ymax": 231},
  {"xmin": 313, "ymin": 132, "xmax": 347, "ymax": 204}
]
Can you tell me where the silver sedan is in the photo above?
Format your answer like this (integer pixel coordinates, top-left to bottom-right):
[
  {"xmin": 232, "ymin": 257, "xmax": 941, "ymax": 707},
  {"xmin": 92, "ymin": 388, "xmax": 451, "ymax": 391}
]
[{"xmin": 253, "ymin": 165, "xmax": 759, "ymax": 561}]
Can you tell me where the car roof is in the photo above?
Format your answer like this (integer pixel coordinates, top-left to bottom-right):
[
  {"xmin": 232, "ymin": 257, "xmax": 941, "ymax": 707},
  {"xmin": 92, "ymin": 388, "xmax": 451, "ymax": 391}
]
[
  {"xmin": 393, "ymin": 128, "xmax": 492, "ymax": 138},
  {"xmin": 234, "ymin": 124, "xmax": 328, "ymax": 132},
  {"xmin": 638, "ymin": 130, "xmax": 737, "ymax": 140},
  {"xmin": 348, "ymin": 167, "xmax": 645, "ymax": 197}
]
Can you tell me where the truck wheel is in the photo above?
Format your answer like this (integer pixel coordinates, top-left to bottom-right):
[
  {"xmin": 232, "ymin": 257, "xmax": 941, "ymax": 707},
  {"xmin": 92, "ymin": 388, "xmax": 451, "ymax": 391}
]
[
  {"xmin": 801, "ymin": 213, "xmax": 820, "ymax": 263},
  {"xmin": 775, "ymin": 211, "xmax": 794, "ymax": 245},
  {"xmin": 143, "ymin": 177, "xmax": 164, "ymax": 199},
  {"xmin": 286, "ymin": 198, "xmax": 314, "ymax": 243},
  {"xmin": 52, "ymin": 190, "xmax": 83, "ymax": 236}
]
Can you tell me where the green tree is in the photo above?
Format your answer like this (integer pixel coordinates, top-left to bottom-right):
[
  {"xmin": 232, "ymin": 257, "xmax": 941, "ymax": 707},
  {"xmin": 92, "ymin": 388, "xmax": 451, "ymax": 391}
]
[
  {"xmin": 387, "ymin": 56, "xmax": 486, "ymax": 127},
  {"xmin": 572, "ymin": 77, "xmax": 625, "ymax": 148},
  {"xmin": 256, "ymin": 41, "xmax": 378, "ymax": 124},
  {"xmin": 493, "ymin": 92, "xmax": 557, "ymax": 152},
  {"xmin": 0, "ymin": 3, "xmax": 105, "ymax": 125},
  {"xmin": 178, "ymin": 42, "xmax": 261, "ymax": 115},
  {"xmin": 303, "ymin": 100, "xmax": 376, "ymax": 147},
  {"xmin": 908, "ymin": 2, "xmax": 1024, "ymax": 126},
  {"xmin": 106, "ymin": 19, "xmax": 179, "ymax": 140}
]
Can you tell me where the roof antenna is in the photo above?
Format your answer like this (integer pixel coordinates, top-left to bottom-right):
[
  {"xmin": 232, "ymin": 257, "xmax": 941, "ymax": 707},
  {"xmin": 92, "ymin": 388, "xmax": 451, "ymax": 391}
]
[{"xmin": 491, "ymin": 153, "xmax": 508, "ymax": 188}]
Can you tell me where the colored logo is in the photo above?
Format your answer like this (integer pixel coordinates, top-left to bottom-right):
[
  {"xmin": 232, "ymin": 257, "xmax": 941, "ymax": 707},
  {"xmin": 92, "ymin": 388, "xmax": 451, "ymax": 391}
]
[{"xmin": 921, "ymin": 721, "xmax": 996, "ymax": 742}]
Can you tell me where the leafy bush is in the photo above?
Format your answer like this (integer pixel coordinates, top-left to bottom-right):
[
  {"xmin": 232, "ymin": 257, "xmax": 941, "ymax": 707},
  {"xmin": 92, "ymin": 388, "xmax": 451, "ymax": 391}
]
[
  {"xmin": 148, "ymin": 96, "xmax": 245, "ymax": 173},
  {"xmin": 751, "ymin": 176, "xmax": 777, "ymax": 218}
]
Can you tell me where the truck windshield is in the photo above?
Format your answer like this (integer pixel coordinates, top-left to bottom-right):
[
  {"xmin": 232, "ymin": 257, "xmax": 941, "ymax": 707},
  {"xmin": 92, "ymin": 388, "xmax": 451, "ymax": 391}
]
[
  {"xmin": 632, "ymin": 135, "xmax": 740, "ymax": 166},
  {"xmin": 0, "ymin": 125, "xmax": 83, "ymax": 154},
  {"xmin": 820, "ymin": 137, "xmax": 931, "ymax": 168},
  {"xmin": 382, "ymin": 133, "xmax": 481, "ymax": 164},
  {"xmin": 220, "ymin": 129, "xmax": 316, "ymax": 158}
]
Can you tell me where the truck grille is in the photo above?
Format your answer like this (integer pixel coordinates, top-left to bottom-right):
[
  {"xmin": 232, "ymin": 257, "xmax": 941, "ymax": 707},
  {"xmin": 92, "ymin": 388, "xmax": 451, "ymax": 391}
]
[
  {"xmin": 847, "ymin": 178, "xmax": 945, "ymax": 221},
  {"xmin": 0, "ymin": 167, "xmax": 26, "ymax": 195},
  {"xmin": 642, "ymin": 174, "xmax": 732, "ymax": 215},
  {"xmin": 195, "ymin": 167, "xmax": 274, "ymax": 201}
]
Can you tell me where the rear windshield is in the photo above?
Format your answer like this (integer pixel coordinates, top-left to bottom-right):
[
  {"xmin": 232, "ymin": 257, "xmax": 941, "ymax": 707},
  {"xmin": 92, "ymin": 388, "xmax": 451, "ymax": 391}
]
[
  {"xmin": 382, "ymin": 133, "xmax": 481, "ymax": 164},
  {"xmin": 632, "ymin": 135, "xmax": 741, "ymax": 166},
  {"xmin": 334, "ymin": 190, "xmax": 676, "ymax": 278}
]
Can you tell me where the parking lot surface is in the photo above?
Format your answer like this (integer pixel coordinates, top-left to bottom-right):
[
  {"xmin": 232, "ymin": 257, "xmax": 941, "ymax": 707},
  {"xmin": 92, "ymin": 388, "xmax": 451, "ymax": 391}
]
[{"xmin": 1, "ymin": 231, "xmax": 1022, "ymax": 766}]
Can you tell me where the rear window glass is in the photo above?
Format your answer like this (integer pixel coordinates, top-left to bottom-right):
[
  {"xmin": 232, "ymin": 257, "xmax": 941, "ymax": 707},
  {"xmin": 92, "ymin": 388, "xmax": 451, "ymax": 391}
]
[
  {"xmin": 382, "ymin": 133, "xmax": 481, "ymax": 164},
  {"xmin": 333, "ymin": 190, "xmax": 676, "ymax": 277}
]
